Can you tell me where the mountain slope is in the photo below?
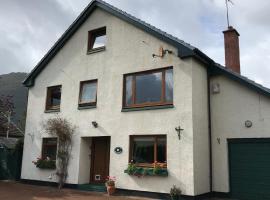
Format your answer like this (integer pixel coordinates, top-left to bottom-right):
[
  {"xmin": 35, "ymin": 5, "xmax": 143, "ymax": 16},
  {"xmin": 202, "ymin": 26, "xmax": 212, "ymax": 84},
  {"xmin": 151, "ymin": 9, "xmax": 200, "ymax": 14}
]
[{"xmin": 0, "ymin": 72, "xmax": 28, "ymax": 126}]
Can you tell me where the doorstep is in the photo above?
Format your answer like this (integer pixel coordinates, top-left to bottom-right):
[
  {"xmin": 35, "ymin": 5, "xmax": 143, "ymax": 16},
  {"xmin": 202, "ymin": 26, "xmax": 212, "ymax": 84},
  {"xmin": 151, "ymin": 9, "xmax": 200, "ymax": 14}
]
[{"xmin": 77, "ymin": 184, "xmax": 106, "ymax": 193}]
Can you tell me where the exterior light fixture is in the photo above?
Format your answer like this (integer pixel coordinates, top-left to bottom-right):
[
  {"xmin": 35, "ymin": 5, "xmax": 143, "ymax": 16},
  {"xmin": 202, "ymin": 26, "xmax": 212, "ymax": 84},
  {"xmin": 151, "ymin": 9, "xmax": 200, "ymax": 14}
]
[{"xmin": 92, "ymin": 121, "xmax": 98, "ymax": 128}]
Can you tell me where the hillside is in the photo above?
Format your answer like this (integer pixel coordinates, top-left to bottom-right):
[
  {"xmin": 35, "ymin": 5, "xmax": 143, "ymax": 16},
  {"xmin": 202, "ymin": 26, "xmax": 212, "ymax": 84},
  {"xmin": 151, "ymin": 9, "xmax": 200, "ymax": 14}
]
[{"xmin": 0, "ymin": 72, "xmax": 28, "ymax": 126}]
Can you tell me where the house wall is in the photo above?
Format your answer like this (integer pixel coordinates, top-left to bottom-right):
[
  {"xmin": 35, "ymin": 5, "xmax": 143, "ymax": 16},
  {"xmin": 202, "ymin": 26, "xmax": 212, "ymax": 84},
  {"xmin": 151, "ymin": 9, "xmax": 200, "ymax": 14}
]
[
  {"xmin": 20, "ymin": 8, "xmax": 208, "ymax": 195},
  {"xmin": 192, "ymin": 60, "xmax": 210, "ymax": 195},
  {"xmin": 78, "ymin": 137, "xmax": 91, "ymax": 184},
  {"xmin": 210, "ymin": 75, "xmax": 270, "ymax": 192}
]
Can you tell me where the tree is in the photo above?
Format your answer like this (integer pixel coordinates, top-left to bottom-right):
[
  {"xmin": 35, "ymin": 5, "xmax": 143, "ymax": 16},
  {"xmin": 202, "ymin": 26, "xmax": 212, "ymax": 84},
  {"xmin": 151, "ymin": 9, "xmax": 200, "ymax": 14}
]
[
  {"xmin": 43, "ymin": 117, "xmax": 75, "ymax": 189},
  {"xmin": 0, "ymin": 95, "xmax": 15, "ymax": 137}
]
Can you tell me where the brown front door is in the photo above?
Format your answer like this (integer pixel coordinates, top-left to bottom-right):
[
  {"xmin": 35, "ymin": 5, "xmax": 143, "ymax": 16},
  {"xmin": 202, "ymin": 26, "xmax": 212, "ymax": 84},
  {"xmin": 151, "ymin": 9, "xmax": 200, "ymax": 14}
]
[{"xmin": 90, "ymin": 137, "xmax": 110, "ymax": 183}]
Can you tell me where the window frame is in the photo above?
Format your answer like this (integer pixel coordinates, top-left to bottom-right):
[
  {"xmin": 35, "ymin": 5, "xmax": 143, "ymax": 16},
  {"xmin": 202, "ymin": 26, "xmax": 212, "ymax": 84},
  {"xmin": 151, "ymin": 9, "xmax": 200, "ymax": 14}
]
[
  {"xmin": 123, "ymin": 67, "xmax": 173, "ymax": 109},
  {"xmin": 41, "ymin": 138, "xmax": 58, "ymax": 161},
  {"xmin": 45, "ymin": 85, "xmax": 62, "ymax": 111},
  {"xmin": 78, "ymin": 79, "xmax": 98, "ymax": 107},
  {"xmin": 129, "ymin": 135, "xmax": 167, "ymax": 168},
  {"xmin": 87, "ymin": 27, "xmax": 106, "ymax": 53}
]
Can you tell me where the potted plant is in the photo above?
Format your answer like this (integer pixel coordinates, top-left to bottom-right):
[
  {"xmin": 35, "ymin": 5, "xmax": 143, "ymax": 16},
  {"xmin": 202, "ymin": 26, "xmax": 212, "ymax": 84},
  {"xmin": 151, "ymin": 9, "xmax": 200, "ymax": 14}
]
[
  {"xmin": 105, "ymin": 176, "xmax": 116, "ymax": 195},
  {"xmin": 170, "ymin": 185, "xmax": 182, "ymax": 200}
]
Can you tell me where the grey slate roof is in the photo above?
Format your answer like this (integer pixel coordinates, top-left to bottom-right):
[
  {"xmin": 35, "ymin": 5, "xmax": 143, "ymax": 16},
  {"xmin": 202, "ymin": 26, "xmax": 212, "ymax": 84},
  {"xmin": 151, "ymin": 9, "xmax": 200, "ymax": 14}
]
[{"xmin": 23, "ymin": 0, "xmax": 270, "ymax": 98}]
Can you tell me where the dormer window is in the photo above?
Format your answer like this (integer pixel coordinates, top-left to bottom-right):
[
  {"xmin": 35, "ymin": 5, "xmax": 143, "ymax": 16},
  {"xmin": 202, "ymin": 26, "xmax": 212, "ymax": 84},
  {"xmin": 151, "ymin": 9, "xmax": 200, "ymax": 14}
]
[{"xmin": 87, "ymin": 27, "xmax": 106, "ymax": 53}]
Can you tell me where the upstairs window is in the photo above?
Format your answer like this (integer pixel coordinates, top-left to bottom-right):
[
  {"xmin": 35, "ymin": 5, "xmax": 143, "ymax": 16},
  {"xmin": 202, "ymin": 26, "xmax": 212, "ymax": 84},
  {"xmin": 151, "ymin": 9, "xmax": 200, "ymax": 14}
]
[
  {"xmin": 42, "ymin": 138, "xmax": 57, "ymax": 160},
  {"xmin": 46, "ymin": 85, "xmax": 61, "ymax": 111},
  {"xmin": 123, "ymin": 67, "xmax": 173, "ymax": 108},
  {"xmin": 88, "ymin": 27, "xmax": 106, "ymax": 53},
  {"xmin": 79, "ymin": 80, "xmax": 97, "ymax": 107},
  {"xmin": 130, "ymin": 135, "xmax": 167, "ymax": 168}
]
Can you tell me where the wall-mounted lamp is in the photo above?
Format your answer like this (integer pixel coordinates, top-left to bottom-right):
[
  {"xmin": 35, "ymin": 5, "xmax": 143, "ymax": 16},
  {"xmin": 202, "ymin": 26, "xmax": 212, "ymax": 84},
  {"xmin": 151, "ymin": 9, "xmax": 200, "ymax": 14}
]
[
  {"xmin": 175, "ymin": 125, "xmax": 184, "ymax": 140},
  {"xmin": 92, "ymin": 121, "xmax": 98, "ymax": 128}
]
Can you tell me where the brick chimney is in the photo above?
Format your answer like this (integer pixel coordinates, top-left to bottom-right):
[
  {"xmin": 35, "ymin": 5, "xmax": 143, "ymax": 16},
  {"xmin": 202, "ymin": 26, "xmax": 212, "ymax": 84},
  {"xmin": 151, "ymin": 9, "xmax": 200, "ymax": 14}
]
[{"xmin": 223, "ymin": 26, "xmax": 240, "ymax": 73}]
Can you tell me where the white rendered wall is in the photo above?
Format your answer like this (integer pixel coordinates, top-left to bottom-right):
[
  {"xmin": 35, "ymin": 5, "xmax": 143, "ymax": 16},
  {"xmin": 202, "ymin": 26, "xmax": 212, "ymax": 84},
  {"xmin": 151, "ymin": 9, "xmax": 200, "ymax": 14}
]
[
  {"xmin": 20, "ymin": 8, "xmax": 208, "ymax": 195},
  {"xmin": 192, "ymin": 60, "xmax": 210, "ymax": 195},
  {"xmin": 78, "ymin": 137, "xmax": 91, "ymax": 184},
  {"xmin": 210, "ymin": 75, "xmax": 270, "ymax": 193}
]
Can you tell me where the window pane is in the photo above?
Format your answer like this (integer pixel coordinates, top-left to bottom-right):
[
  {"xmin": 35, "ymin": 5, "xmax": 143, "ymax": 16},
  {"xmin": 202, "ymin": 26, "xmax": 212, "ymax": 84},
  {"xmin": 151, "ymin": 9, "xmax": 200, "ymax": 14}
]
[
  {"xmin": 93, "ymin": 35, "xmax": 106, "ymax": 49},
  {"xmin": 165, "ymin": 69, "xmax": 173, "ymax": 102},
  {"xmin": 157, "ymin": 137, "xmax": 166, "ymax": 163},
  {"xmin": 43, "ymin": 146, "xmax": 57, "ymax": 160},
  {"xmin": 50, "ymin": 87, "xmax": 61, "ymax": 107},
  {"xmin": 132, "ymin": 137, "xmax": 154, "ymax": 164},
  {"xmin": 80, "ymin": 82, "xmax": 97, "ymax": 103},
  {"xmin": 43, "ymin": 138, "xmax": 57, "ymax": 160},
  {"xmin": 135, "ymin": 72, "xmax": 162, "ymax": 104},
  {"xmin": 125, "ymin": 76, "xmax": 132, "ymax": 106}
]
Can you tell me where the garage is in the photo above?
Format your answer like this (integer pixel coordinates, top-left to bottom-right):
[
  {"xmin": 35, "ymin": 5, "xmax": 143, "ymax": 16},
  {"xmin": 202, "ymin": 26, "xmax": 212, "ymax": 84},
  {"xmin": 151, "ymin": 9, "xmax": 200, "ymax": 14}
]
[{"xmin": 228, "ymin": 138, "xmax": 270, "ymax": 200}]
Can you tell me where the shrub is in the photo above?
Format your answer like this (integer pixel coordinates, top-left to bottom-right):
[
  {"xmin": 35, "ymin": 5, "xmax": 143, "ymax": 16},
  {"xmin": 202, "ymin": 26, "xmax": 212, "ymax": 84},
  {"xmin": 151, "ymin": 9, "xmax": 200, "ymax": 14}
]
[{"xmin": 170, "ymin": 185, "xmax": 182, "ymax": 197}]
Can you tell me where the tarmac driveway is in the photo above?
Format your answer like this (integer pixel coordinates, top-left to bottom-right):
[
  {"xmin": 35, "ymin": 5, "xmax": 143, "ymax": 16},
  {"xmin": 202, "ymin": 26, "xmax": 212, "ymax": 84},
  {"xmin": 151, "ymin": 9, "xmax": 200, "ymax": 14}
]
[
  {"xmin": 0, "ymin": 181, "xmax": 154, "ymax": 200},
  {"xmin": 0, "ymin": 181, "xmax": 234, "ymax": 200}
]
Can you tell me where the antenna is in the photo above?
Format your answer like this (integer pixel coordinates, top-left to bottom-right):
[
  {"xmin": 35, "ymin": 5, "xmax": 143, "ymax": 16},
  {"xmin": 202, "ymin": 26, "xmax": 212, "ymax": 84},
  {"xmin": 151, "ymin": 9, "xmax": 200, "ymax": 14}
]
[{"xmin": 225, "ymin": 0, "xmax": 234, "ymax": 28}]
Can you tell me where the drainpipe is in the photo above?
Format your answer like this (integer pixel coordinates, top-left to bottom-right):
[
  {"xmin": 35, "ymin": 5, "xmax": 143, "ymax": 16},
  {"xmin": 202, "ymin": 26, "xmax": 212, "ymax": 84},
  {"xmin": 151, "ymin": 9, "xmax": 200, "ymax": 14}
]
[{"xmin": 207, "ymin": 68, "xmax": 213, "ymax": 194}]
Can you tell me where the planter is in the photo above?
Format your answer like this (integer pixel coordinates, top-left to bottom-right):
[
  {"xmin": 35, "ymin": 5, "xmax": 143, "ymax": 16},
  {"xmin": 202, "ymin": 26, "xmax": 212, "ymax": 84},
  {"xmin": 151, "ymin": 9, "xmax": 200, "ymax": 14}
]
[
  {"xmin": 124, "ymin": 167, "xmax": 168, "ymax": 177},
  {"xmin": 106, "ymin": 185, "xmax": 116, "ymax": 195},
  {"xmin": 33, "ymin": 159, "xmax": 56, "ymax": 169}
]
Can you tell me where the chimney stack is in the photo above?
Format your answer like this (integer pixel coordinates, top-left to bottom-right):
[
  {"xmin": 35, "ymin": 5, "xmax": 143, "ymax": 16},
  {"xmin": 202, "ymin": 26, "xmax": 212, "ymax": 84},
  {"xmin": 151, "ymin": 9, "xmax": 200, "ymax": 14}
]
[{"xmin": 223, "ymin": 26, "xmax": 240, "ymax": 74}]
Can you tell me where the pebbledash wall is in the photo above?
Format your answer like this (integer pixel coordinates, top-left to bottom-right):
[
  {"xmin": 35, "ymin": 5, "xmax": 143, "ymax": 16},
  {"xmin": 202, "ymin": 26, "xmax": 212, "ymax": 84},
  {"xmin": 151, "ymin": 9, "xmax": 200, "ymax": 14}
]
[
  {"xmin": 21, "ymin": 8, "xmax": 210, "ymax": 195},
  {"xmin": 210, "ymin": 75, "xmax": 270, "ymax": 193}
]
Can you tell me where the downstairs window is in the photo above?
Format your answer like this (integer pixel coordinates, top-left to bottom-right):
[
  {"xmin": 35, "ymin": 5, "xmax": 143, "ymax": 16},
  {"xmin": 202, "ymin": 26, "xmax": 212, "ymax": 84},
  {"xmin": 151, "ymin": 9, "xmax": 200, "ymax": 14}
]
[
  {"xmin": 129, "ymin": 135, "xmax": 167, "ymax": 168},
  {"xmin": 42, "ymin": 138, "xmax": 57, "ymax": 160}
]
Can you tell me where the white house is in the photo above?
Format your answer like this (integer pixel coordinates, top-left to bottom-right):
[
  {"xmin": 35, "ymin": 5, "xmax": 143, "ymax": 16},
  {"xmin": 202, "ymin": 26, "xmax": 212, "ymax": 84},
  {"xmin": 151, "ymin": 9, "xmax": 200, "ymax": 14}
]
[{"xmin": 21, "ymin": 1, "xmax": 270, "ymax": 199}]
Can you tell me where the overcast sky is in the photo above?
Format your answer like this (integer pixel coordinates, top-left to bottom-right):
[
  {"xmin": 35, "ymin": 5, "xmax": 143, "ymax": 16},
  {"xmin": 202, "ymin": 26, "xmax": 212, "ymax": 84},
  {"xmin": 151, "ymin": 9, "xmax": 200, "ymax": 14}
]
[{"xmin": 1, "ymin": 0, "xmax": 270, "ymax": 87}]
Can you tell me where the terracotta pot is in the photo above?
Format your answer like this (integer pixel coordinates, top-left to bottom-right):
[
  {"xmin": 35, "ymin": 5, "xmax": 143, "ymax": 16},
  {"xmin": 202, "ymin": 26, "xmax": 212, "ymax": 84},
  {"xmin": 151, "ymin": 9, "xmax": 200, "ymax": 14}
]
[{"xmin": 107, "ymin": 185, "xmax": 116, "ymax": 195}]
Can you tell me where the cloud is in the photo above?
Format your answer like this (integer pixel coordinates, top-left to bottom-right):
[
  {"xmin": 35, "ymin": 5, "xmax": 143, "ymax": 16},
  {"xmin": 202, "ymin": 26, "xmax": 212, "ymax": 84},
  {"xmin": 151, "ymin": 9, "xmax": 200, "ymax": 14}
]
[
  {"xmin": 0, "ymin": 0, "xmax": 270, "ymax": 87},
  {"xmin": 0, "ymin": 0, "xmax": 76, "ymax": 73}
]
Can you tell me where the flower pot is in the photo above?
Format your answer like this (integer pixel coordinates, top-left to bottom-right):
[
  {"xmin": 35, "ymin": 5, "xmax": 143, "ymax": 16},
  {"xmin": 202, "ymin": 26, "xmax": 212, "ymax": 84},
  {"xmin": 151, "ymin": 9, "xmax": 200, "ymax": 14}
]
[
  {"xmin": 107, "ymin": 185, "xmax": 116, "ymax": 195},
  {"xmin": 171, "ymin": 195, "xmax": 180, "ymax": 200}
]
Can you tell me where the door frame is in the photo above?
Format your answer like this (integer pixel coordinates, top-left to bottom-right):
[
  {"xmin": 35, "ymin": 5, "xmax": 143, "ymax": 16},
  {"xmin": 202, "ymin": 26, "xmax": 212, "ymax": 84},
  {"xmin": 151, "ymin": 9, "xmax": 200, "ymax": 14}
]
[
  {"xmin": 227, "ymin": 138, "xmax": 270, "ymax": 197},
  {"xmin": 90, "ymin": 136, "xmax": 111, "ymax": 183}
]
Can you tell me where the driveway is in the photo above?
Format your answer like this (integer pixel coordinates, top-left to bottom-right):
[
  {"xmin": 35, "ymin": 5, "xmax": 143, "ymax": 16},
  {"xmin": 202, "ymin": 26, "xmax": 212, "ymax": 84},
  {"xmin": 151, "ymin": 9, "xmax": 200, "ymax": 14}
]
[
  {"xmin": 0, "ymin": 181, "xmax": 154, "ymax": 200},
  {"xmin": 0, "ymin": 181, "xmax": 234, "ymax": 200}
]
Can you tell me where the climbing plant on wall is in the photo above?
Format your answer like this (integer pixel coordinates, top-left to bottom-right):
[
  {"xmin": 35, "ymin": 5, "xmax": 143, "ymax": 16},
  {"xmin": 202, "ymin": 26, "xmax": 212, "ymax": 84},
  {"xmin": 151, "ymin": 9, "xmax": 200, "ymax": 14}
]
[{"xmin": 43, "ymin": 117, "xmax": 75, "ymax": 189}]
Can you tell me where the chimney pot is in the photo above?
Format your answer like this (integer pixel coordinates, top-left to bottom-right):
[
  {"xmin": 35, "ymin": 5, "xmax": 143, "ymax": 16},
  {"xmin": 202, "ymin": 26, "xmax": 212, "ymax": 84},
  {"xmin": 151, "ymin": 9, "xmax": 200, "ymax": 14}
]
[{"xmin": 223, "ymin": 26, "xmax": 241, "ymax": 73}]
